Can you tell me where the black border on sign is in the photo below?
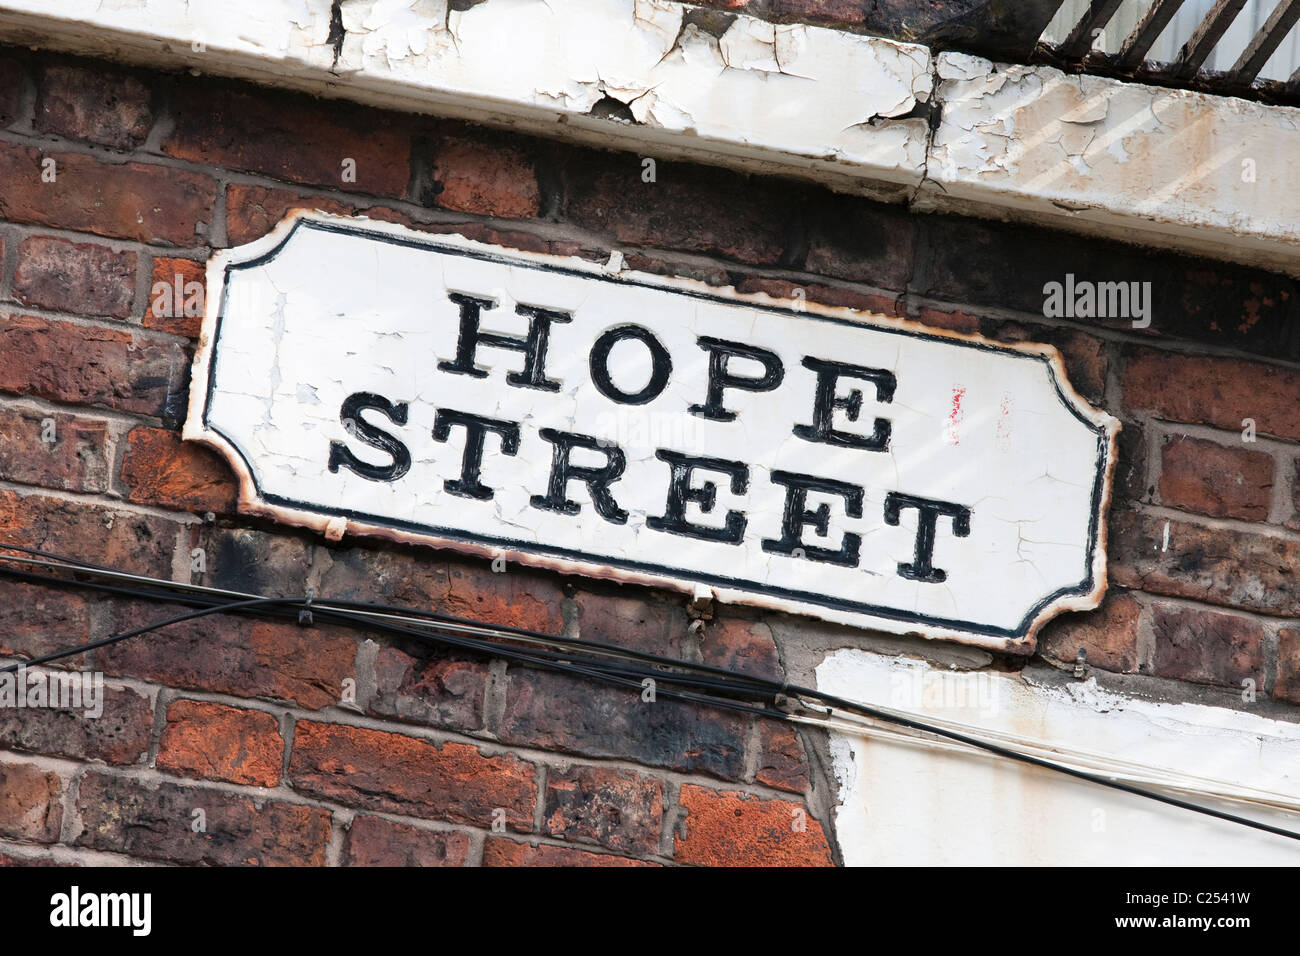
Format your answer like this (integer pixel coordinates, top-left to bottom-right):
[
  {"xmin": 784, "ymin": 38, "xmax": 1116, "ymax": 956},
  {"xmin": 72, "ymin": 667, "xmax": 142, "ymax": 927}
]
[{"xmin": 202, "ymin": 217, "xmax": 1110, "ymax": 641}]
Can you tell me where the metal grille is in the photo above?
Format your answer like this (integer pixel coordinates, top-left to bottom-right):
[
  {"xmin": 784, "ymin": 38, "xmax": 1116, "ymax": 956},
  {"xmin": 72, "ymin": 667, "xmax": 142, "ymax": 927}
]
[{"xmin": 1037, "ymin": 0, "xmax": 1300, "ymax": 104}]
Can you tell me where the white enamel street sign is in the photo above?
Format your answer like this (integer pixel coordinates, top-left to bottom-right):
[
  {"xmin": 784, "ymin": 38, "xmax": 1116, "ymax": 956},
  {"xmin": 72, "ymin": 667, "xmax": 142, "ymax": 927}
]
[{"xmin": 185, "ymin": 212, "xmax": 1119, "ymax": 652}]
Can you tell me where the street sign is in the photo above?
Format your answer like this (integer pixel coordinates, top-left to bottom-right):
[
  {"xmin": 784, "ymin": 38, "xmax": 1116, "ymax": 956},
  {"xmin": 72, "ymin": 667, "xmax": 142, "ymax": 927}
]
[{"xmin": 185, "ymin": 212, "xmax": 1119, "ymax": 651}]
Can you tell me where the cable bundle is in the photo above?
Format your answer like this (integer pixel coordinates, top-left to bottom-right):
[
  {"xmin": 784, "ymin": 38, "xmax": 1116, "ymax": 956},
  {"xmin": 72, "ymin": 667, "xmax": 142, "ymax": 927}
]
[{"xmin": 0, "ymin": 541, "xmax": 1296, "ymax": 842}]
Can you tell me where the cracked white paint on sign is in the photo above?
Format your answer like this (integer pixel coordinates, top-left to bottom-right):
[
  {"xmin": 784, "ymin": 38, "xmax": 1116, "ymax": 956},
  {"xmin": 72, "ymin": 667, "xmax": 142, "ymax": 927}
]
[{"xmin": 185, "ymin": 212, "xmax": 1118, "ymax": 651}]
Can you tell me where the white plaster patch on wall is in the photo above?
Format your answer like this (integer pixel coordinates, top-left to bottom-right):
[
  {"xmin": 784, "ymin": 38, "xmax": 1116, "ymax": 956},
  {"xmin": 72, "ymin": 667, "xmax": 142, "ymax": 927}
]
[{"xmin": 816, "ymin": 649, "xmax": 1300, "ymax": 865}]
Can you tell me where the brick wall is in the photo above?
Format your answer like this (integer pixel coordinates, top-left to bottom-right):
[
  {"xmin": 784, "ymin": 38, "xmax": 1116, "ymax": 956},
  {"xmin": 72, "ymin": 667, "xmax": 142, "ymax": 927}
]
[{"xmin": 0, "ymin": 46, "xmax": 1296, "ymax": 867}]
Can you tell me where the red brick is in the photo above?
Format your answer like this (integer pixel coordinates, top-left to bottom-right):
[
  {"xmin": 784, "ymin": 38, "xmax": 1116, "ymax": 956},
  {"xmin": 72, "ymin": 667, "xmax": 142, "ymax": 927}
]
[
  {"xmin": 36, "ymin": 64, "xmax": 151, "ymax": 150},
  {"xmin": 0, "ymin": 57, "xmax": 23, "ymax": 128},
  {"xmin": 157, "ymin": 700, "xmax": 284, "ymax": 786},
  {"xmin": 1159, "ymin": 435, "xmax": 1274, "ymax": 521},
  {"xmin": 289, "ymin": 721, "xmax": 538, "ymax": 830},
  {"xmin": 344, "ymin": 815, "xmax": 473, "ymax": 867},
  {"xmin": 369, "ymin": 647, "xmax": 487, "ymax": 733},
  {"xmin": 0, "ymin": 314, "xmax": 188, "ymax": 418},
  {"xmin": 74, "ymin": 770, "xmax": 330, "ymax": 865},
  {"xmin": 224, "ymin": 183, "xmax": 356, "ymax": 246},
  {"xmin": 734, "ymin": 276, "xmax": 903, "ymax": 318},
  {"xmin": 144, "ymin": 258, "xmax": 206, "ymax": 338},
  {"xmin": 543, "ymin": 766, "xmax": 663, "ymax": 855},
  {"xmin": 0, "ymin": 490, "xmax": 182, "ymax": 580},
  {"xmin": 0, "ymin": 761, "xmax": 62, "ymax": 842},
  {"xmin": 0, "ymin": 686, "xmax": 152, "ymax": 765},
  {"xmin": 803, "ymin": 193, "xmax": 915, "ymax": 289},
  {"xmin": 483, "ymin": 839, "xmax": 657, "ymax": 866},
  {"xmin": 1150, "ymin": 603, "xmax": 1267, "ymax": 688},
  {"xmin": 1109, "ymin": 509, "xmax": 1300, "ymax": 617},
  {"xmin": 574, "ymin": 588, "xmax": 686, "ymax": 657},
  {"xmin": 0, "ymin": 406, "xmax": 110, "ymax": 493},
  {"xmin": 1276, "ymin": 628, "xmax": 1300, "ymax": 705},
  {"xmin": 755, "ymin": 720, "xmax": 809, "ymax": 793},
  {"xmin": 120, "ymin": 426, "xmax": 238, "ymax": 514},
  {"xmin": 0, "ymin": 143, "xmax": 215, "ymax": 245},
  {"xmin": 564, "ymin": 157, "xmax": 790, "ymax": 266},
  {"xmin": 1123, "ymin": 347, "xmax": 1300, "ymax": 442},
  {"xmin": 674, "ymin": 785, "xmax": 832, "ymax": 866},
  {"xmin": 98, "ymin": 603, "xmax": 355, "ymax": 710},
  {"xmin": 0, "ymin": 580, "xmax": 92, "ymax": 666},
  {"xmin": 500, "ymin": 666, "xmax": 749, "ymax": 780},
  {"xmin": 429, "ymin": 136, "xmax": 539, "ymax": 219},
  {"xmin": 1039, "ymin": 589, "xmax": 1143, "ymax": 674},
  {"xmin": 700, "ymin": 615, "xmax": 783, "ymax": 682},
  {"xmin": 12, "ymin": 236, "xmax": 137, "ymax": 319},
  {"xmin": 163, "ymin": 84, "xmax": 411, "ymax": 197}
]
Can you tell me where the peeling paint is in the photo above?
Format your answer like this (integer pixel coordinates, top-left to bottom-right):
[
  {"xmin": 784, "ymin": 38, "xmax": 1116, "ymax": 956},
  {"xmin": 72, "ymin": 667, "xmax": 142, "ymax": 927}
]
[{"xmin": 0, "ymin": 0, "xmax": 1297, "ymax": 268}]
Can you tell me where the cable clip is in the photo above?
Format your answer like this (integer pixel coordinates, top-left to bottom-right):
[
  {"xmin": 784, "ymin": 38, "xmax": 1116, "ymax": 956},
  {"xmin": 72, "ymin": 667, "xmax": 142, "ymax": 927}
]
[{"xmin": 299, "ymin": 589, "xmax": 314, "ymax": 627}]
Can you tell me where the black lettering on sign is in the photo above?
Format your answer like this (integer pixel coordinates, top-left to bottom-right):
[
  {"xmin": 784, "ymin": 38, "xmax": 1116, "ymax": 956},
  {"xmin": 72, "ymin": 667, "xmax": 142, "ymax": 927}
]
[
  {"xmin": 589, "ymin": 324, "xmax": 673, "ymax": 405},
  {"xmin": 763, "ymin": 470, "xmax": 864, "ymax": 567},
  {"xmin": 882, "ymin": 492, "xmax": 972, "ymax": 583},
  {"xmin": 437, "ymin": 293, "xmax": 572, "ymax": 391},
  {"xmin": 646, "ymin": 450, "xmax": 749, "ymax": 544},
  {"xmin": 689, "ymin": 336, "xmax": 784, "ymax": 422},
  {"xmin": 328, "ymin": 391, "xmax": 412, "ymax": 483},
  {"xmin": 531, "ymin": 428, "xmax": 629, "ymax": 524},
  {"xmin": 432, "ymin": 409, "xmax": 521, "ymax": 500},
  {"xmin": 794, "ymin": 357, "xmax": 896, "ymax": 451}
]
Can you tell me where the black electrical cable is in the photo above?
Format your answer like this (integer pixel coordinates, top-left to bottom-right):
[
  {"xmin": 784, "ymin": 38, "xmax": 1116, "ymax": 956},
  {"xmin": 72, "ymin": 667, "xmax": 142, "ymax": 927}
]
[{"xmin": 2, "ymin": 543, "xmax": 1298, "ymax": 842}]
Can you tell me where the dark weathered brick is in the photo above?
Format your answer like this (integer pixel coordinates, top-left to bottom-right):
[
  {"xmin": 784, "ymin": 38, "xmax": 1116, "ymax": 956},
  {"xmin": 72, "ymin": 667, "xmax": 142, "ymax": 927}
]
[
  {"xmin": 0, "ymin": 685, "xmax": 152, "ymax": 765},
  {"xmin": 500, "ymin": 666, "xmax": 748, "ymax": 780},
  {"xmin": 1109, "ymin": 509, "xmax": 1300, "ymax": 617},
  {"xmin": 755, "ymin": 720, "xmax": 809, "ymax": 793},
  {"xmin": 36, "ymin": 64, "xmax": 152, "ymax": 150},
  {"xmin": 542, "ymin": 765, "xmax": 663, "ymax": 855},
  {"xmin": 564, "ymin": 154, "xmax": 791, "ymax": 266},
  {"xmin": 370, "ymin": 646, "xmax": 487, "ymax": 733},
  {"xmin": 75, "ymin": 771, "xmax": 330, "ymax": 865},
  {"xmin": 163, "ymin": 83, "xmax": 412, "ymax": 197}
]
